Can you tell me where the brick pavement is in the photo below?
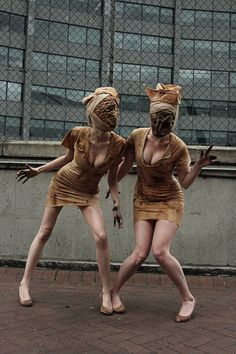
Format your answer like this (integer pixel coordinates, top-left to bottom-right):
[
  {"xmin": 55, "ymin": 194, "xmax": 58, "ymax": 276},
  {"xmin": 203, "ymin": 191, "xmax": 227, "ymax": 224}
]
[{"xmin": 0, "ymin": 267, "xmax": 236, "ymax": 354}]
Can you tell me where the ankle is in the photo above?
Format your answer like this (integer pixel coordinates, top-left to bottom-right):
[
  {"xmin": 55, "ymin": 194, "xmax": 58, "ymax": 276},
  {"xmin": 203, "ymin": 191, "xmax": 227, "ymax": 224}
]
[
  {"xmin": 19, "ymin": 280, "xmax": 29, "ymax": 288},
  {"xmin": 111, "ymin": 288, "xmax": 119, "ymax": 296},
  {"xmin": 182, "ymin": 296, "xmax": 194, "ymax": 302}
]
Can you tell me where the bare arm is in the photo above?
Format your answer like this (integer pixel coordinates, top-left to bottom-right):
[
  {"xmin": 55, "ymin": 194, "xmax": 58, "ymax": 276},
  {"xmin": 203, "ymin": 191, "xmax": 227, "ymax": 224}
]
[
  {"xmin": 16, "ymin": 149, "xmax": 74, "ymax": 183},
  {"xmin": 107, "ymin": 161, "xmax": 123, "ymax": 228},
  {"xmin": 117, "ymin": 148, "xmax": 135, "ymax": 182},
  {"xmin": 107, "ymin": 161, "xmax": 120, "ymax": 207},
  {"xmin": 178, "ymin": 145, "xmax": 217, "ymax": 189}
]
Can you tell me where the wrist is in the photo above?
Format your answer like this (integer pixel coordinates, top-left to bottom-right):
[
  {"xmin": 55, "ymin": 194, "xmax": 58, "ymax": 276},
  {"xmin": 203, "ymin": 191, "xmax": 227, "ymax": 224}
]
[
  {"xmin": 36, "ymin": 166, "xmax": 43, "ymax": 173},
  {"xmin": 194, "ymin": 161, "xmax": 202, "ymax": 170}
]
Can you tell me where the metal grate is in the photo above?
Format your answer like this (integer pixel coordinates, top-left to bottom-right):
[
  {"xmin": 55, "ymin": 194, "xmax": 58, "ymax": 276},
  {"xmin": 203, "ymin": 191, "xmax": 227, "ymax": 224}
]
[{"xmin": 0, "ymin": 0, "xmax": 235, "ymax": 146}]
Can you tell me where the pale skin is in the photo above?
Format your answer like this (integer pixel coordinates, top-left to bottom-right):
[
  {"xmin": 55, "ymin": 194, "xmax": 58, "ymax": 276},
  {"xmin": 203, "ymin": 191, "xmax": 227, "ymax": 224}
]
[
  {"xmin": 111, "ymin": 130, "xmax": 217, "ymax": 317},
  {"xmin": 17, "ymin": 117, "xmax": 122, "ymax": 310}
]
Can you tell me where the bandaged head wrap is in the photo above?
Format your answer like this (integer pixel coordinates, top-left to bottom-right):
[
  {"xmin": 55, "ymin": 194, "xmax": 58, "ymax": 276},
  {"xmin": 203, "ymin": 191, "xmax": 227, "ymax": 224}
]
[
  {"xmin": 144, "ymin": 83, "xmax": 182, "ymax": 137},
  {"xmin": 82, "ymin": 87, "xmax": 119, "ymax": 130}
]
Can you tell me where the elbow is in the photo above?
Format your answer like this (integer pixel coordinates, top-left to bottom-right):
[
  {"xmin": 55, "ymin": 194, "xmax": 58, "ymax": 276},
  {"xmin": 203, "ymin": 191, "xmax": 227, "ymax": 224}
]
[{"xmin": 180, "ymin": 180, "xmax": 190, "ymax": 189}]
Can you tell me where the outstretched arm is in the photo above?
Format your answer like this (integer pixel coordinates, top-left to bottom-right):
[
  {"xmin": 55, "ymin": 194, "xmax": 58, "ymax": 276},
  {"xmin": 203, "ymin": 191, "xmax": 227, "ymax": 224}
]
[
  {"xmin": 178, "ymin": 145, "xmax": 217, "ymax": 189},
  {"xmin": 16, "ymin": 149, "xmax": 74, "ymax": 184}
]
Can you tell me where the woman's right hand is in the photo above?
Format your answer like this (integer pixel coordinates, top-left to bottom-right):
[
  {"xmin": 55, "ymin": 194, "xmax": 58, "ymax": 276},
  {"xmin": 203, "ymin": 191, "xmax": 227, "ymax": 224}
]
[{"xmin": 16, "ymin": 164, "xmax": 39, "ymax": 184}]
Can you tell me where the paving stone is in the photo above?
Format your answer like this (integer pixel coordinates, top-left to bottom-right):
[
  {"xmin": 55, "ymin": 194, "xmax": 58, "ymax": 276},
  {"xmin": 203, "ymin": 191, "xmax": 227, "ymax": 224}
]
[{"xmin": 0, "ymin": 267, "xmax": 235, "ymax": 354}]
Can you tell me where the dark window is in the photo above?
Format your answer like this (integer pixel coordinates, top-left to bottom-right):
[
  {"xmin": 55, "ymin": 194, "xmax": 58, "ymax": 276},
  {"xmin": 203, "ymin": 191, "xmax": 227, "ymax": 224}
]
[
  {"xmin": 51, "ymin": 0, "xmax": 69, "ymax": 10},
  {"xmin": 0, "ymin": 12, "xmax": 9, "ymax": 31},
  {"xmin": 9, "ymin": 48, "xmax": 24, "ymax": 68},
  {"xmin": 10, "ymin": 14, "xmax": 25, "ymax": 34},
  {"xmin": 142, "ymin": 35, "xmax": 159, "ymax": 53},
  {"xmin": 194, "ymin": 70, "xmax": 211, "ymax": 87},
  {"xmin": 32, "ymin": 52, "xmax": 48, "ymax": 71},
  {"xmin": 50, "ymin": 22, "xmax": 68, "ymax": 41},
  {"xmin": 124, "ymin": 3, "xmax": 142, "ymax": 21},
  {"xmin": 67, "ymin": 57, "xmax": 85, "ymax": 73},
  {"xmin": 7, "ymin": 82, "xmax": 22, "ymax": 101},
  {"xmin": 0, "ymin": 81, "xmax": 7, "ymax": 100},
  {"xmin": 230, "ymin": 72, "xmax": 236, "ymax": 87},
  {"xmin": 195, "ymin": 11, "xmax": 212, "ymax": 27},
  {"xmin": 182, "ymin": 10, "xmax": 194, "ymax": 25},
  {"xmin": 31, "ymin": 85, "xmax": 47, "ymax": 104},
  {"xmin": 87, "ymin": 28, "xmax": 101, "ymax": 46},
  {"xmin": 121, "ymin": 95, "xmax": 139, "ymax": 112},
  {"xmin": 5, "ymin": 116, "xmax": 21, "ymax": 138},
  {"xmin": 213, "ymin": 12, "xmax": 230, "ymax": 28},
  {"xmin": 48, "ymin": 54, "xmax": 67, "ymax": 72},
  {"xmin": 47, "ymin": 87, "xmax": 66, "ymax": 105},
  {"xmin": 0, "ymin": 46, "xmax": 8, "ymax": 66},
  {"xmin": 88, "ymin": 0, "xmax": 101, "ymax": 15},
  {"xmin": 159, "ymin": 37, "xmax": 172, "ymax": 54},
  {"xmin": 70, "ymin": 0, "xmax": 88, "ymax": 12},
  {"xmin": 34, "ymin": 20, "xmax": 49, "ymax": 39},
  {"xmin": 143, "ymin": 5, "xmax": 159, "ymax": 23},
  {"xmin": 45, "ymin": 120, "xmax": 64, "ymax": 139},
  {"xmin": 212, "ymin": 42, "xmax": 229, "ymax": 58},
  {"xmin": 212, "ymin": 71, "xmax": 228, "ymax": 88},
  {"xmin": 30, "ymin": 119, "xmax": 45, "ymax": 139},
  {"xmin": 69, "ymin": 26, "xmax": 86, "ymax": 44},
  {"xmin": 123, "ymin": 33, "xmax": 141, "ymax": 51},
  {"xmin": 160, "ymin": 8, "xmax": 173, "ymax": 24}
]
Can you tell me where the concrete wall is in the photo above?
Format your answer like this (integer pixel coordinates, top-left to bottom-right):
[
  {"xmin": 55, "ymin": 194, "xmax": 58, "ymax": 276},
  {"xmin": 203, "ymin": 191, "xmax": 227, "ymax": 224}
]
[{"xmin": 0, "ymin": 141, "xmax": 236, "ymax": 268}]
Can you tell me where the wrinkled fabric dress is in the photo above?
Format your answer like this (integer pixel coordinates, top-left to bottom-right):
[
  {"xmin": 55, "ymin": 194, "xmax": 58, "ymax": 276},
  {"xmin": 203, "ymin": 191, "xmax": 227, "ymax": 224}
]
[
  {"xmin": 127, "ymin": 128, "xmax": 191, "ymax": 226},
  {"xmin": 45, "ymin": 127, "xmax": 126, "ymax": 208}
]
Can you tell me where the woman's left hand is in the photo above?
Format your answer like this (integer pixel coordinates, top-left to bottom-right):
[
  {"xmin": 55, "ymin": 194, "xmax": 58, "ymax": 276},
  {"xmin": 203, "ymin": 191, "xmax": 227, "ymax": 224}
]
[
  {"xmin": 196, "ymin": 145, "xmax": 217, "ymax": 168},
  {"xmin": 112, "ymin": 206, "xmax": 123, "ymax": 229}
]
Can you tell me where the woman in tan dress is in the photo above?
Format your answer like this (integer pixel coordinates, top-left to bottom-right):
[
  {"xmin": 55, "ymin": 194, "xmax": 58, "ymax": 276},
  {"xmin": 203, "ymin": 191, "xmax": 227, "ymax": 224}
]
[
  {"xmin": 111, "ymin": 83, "xmax": 217, "ymax": 322},
  {"xmin": 17, "ymin": 87, "xmax": 126, "ymax": 315}
]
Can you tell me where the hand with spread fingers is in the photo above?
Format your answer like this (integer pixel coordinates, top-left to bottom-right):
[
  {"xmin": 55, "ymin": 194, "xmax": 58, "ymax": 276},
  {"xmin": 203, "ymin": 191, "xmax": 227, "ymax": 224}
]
[
  {"xmin": 196, "ymin": 145, "xmax": 218, "ymax": 168},
  {"xmin": 112, "ymin": 206, "xmax": 123, "ymax": 229},
  {"xmin": 16, "ymin": 164, "xmax": 39, "ymax": 184}
]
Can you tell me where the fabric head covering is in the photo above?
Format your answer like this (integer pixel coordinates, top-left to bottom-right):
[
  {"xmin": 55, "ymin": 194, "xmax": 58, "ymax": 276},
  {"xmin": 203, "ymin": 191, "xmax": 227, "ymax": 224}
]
[
  {"xmin": 144, "ymin": 83, "xmax": 182, "ymax": 128},
  {"xmin": 82, "ymin": 87, "xmax": 119, "ymax": 120}
]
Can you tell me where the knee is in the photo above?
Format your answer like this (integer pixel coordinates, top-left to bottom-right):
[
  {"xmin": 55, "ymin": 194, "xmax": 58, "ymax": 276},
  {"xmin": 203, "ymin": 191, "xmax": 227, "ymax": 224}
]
[
  {"xmin": 132, "ymin": 249, "xmax": 148, "ymax": 266},
  {"xmin": 94, "ymin": 232, "xmax": 108, "ymax": 247},
  {"xmin": 38, "ymin": 227, "xmax": 53, "ymax": 243},
  {"xmin": 152, "ymin": 249, "xmax": 169, "ymax": 263}
]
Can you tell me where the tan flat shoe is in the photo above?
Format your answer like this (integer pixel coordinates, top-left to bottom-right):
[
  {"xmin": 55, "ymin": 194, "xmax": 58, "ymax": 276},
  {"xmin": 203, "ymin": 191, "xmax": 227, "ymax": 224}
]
[
  {"xmin": 175, "ymin": 298, "xmax": 196, "ymax": 323},
  {"xmin": 18, "ymin": 284, "xmax": 33, "ymax": 307},
  {"xmin": 113, "ymin": 302, "xmax": 126, "ymax": 314},
  {"xmin": 99, "ymin": 293, "xmax": 113, "ymax": 315}
]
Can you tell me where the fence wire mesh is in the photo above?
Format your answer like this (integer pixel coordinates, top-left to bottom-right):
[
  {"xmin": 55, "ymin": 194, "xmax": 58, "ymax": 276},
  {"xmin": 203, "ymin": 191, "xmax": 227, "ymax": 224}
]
[{"xmin": 0, "ymin": 0, "xmax": 235, "ymax": 146}]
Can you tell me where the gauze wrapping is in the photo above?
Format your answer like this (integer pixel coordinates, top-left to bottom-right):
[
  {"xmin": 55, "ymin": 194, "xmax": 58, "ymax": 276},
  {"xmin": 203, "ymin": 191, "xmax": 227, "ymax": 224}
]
[
  {"xmin": 144, "ymin": 83, "xmax": 181, "ymax": 128},
  {"xmin": 82, "ymin": 87, "xmax": 119, "ymax": 122}
]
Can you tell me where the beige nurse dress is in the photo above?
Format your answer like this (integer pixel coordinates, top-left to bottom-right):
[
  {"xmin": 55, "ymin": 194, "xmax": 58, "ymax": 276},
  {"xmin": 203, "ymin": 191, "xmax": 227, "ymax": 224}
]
[
  {"xmin": 45, "ymin": 127, "xmax": 126, "ymax": 208},
  {"xmin": 127, "ymin": 128, "xmax": 191, "ymax": 226}
]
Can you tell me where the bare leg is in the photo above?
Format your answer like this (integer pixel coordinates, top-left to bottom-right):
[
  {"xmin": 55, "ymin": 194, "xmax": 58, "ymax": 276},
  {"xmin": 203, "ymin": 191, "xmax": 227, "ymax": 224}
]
[
  {"xmin": 19, "ymin": 206, "xmax": 62, "ymax": 303},
  {"xmin": 81, "ymin": 206, "xmax": 112, "ymax": 311},
  {"xmin": 111, "ymin": 220, "xmax": 153, "ymax": 308},
  {"xmin": 151, "ymin": 220, "xmax": 194, "ymax": 317}
]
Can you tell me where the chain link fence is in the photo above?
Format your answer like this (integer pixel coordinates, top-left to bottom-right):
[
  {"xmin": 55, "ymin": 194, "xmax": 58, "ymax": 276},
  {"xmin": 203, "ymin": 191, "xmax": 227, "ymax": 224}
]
[{"xmin": 0, "ymin": 0, "xmax": 235, "ymax": 146}]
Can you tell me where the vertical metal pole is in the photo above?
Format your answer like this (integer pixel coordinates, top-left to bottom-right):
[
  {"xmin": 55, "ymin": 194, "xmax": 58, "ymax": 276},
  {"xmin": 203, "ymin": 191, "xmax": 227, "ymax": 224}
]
[
  {"xmin": 101, "ymin": 0, "xmax": 116, "ymax": 86},
  {"xmin": 22, "ymin": 0, "xmax": 36, "ymax": 140},
  {"xmin": 172, "ymin": 0, "xmax": 182, "ymax": 84}
]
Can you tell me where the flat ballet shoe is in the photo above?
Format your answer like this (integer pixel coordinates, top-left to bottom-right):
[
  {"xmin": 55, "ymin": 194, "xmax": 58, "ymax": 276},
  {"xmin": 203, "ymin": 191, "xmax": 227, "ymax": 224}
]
[
  {"xmin": 113, "ymin": 302, "xmax": 126, "ymax": 314},
  {"xmin": 99, "ymin": 293, "xmax": 113, "ymax": 315},
  {"xmin": 175, "ymin": 298, "xmax": 196, "ymax": 323},
  {"xmin": 18, "ymin": 285, "xmax": 33, "ymax": 307}
]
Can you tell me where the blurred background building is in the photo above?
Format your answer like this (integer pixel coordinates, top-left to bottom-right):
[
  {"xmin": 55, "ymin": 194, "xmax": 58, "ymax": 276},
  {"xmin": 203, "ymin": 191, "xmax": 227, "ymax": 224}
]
[{"xmin": 0, "ymin": 0, "xmax": 235, "ymax": 145}]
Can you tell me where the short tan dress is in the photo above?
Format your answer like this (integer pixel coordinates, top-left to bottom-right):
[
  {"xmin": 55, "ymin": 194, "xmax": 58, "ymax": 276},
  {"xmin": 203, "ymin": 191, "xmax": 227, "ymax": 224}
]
[
  {"xmin": 127, "ymin": 128, "xmax": 191, "ymax": 226},
  {"xmin": 45, "ymin": 127, "xmax": 126, "ymax": 208}
]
